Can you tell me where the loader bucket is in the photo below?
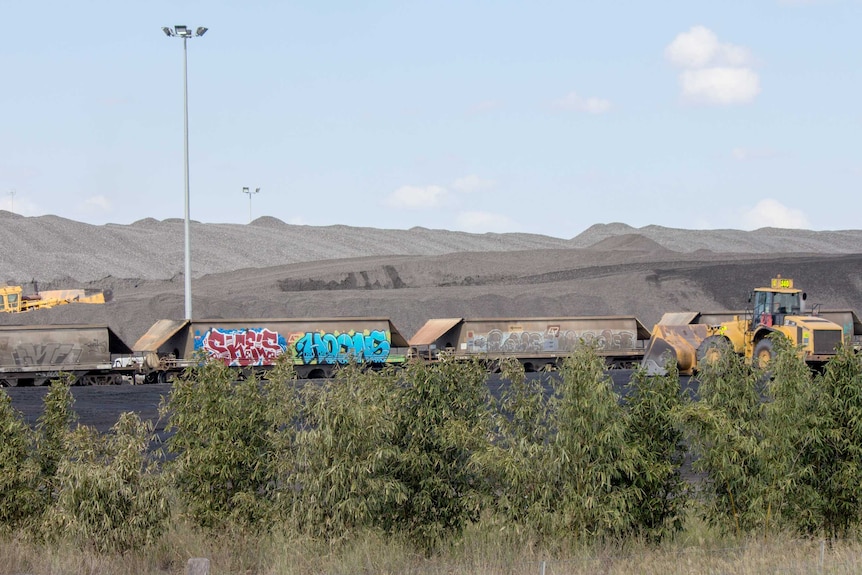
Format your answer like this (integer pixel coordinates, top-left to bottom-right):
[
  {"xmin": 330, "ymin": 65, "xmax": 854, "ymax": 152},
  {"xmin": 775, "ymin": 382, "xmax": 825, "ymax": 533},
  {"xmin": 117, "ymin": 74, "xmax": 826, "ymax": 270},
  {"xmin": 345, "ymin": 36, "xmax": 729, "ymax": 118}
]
[{"xmin": 642, "ymin": 323, "xmax": 709, "ymax": 375}]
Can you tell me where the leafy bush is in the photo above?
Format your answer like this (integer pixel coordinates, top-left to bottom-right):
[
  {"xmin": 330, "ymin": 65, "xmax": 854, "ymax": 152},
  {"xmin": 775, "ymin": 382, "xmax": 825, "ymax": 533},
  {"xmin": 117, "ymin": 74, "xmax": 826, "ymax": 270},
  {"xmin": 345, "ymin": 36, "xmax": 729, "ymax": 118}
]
[
  {"xmin": 682, "ymin": 339, "xmax": 766, "ymax": 535},
  {"xmin": 8, "ymin": 339, "xmax": 862, "ymax": 554},
  {"xmin": 291, "ymin": 363, "xmax": 405, "ymax": 539},
  {"xmin": 682, "ymin": 334, "xmax": 862, "ymax": 539},
  {"xmin": 485, "ymin": 348, "xmax": 689, "ymax": 543},
  {"xmin": 625, "ymin": 360, "xmax": 689, "ymax": 541},
  {"xmin": 802, "ymin": 344, "xmax": 862, "ymax": 539},
  {"xmin": 757, "ymin": 334, "xmax": 820, "ymax": 534},
  {"xmin": 0, "ymin": 390, "xmax": 42, "ymax": 532},
  {"xmin": 43, "ymin": 413, "xmax": 169, "ymax": 552},
  {"xmin": 482, "ymin": 358, "xmax": 553, "ymax": 532},
  {"xmin": 381, "ymin": 356, "xmax": 491, "ymax": 551},
  {"xmin": 162, "ymin": 356, "xmax": 298, "ymax": 531},
  {"xmin": 34, "ymin": 375, "xmax": 77, "ymax": 481},
  {"xmin": 548, "ymin": 345, "xmax": 639, "ymax": 539}
]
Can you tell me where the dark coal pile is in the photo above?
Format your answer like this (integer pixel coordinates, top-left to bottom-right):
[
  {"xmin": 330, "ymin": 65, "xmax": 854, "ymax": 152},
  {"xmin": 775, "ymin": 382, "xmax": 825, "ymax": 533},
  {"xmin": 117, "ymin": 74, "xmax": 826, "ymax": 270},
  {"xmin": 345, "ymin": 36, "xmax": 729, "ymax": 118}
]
[{"xmin": 1, "ymin": 212, "xmax": 861, "ymax": 346}]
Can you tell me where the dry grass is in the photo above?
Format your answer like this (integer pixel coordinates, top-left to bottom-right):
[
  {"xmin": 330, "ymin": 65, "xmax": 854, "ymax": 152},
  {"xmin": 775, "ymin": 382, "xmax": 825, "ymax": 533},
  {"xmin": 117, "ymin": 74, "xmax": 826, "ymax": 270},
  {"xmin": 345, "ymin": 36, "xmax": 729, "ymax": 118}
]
[{"xmin": 3, "ymin": 520, "xmax": 862, "ymax": 575}]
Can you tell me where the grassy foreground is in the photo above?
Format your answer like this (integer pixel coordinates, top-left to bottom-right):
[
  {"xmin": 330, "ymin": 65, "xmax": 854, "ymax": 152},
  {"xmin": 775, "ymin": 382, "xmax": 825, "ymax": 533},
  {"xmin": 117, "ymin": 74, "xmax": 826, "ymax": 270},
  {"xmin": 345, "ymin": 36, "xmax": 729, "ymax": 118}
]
[
  {"xmin": 2, "ymin": 519, "xmax": 862, "ymax": 575},
  {"xmin": 4, "ymin": 345, "xmax": 862, "ymax": 574}
]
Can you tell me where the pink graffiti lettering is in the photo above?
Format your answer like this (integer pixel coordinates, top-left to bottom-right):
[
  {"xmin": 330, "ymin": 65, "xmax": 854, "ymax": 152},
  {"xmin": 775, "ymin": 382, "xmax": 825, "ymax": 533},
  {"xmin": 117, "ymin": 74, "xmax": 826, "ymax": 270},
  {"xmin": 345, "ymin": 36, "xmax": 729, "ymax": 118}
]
[{"xmin": 201, "ymin": 328, "xmax": 284, "ymax": 366}]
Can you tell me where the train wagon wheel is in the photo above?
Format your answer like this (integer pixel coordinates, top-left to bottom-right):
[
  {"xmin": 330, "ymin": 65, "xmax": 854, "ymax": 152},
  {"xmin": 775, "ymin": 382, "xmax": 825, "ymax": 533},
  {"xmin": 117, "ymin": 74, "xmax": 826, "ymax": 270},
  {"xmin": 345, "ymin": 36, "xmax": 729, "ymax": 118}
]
[{"xmin": 307, "ymin": 368, "xmax": 326, "ymax": 379}]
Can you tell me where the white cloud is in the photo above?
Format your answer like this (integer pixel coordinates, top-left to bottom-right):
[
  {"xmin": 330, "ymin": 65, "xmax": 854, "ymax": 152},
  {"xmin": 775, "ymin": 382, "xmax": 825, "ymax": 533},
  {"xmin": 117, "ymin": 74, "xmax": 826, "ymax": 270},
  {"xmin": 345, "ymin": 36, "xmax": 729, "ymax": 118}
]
[
  {"xmin": 453, "ymin": 175, "xmax": 494, "ymax": 193},
  {"xmin": 0, "ymin": 192, "xmax": 41, "ymax": 216},
  {"xmin": 0, "ymin": 193, "xmax": 14, "ymax": 212},
  {"xmin": 665, "ymin": 26, "xmax": 759, "ymax": 106},
  {"xmin": 553, "ymin": 91, "xmax": 612, "ymax": 114},
  {"xmin": 385, "ymin": 185, "xmax": 450, "ymax": 210},
  {"xmin": 665, "ymin": 26, "xmax": 752, "ymax": 69},
  {"xmin": 741, "ymin": 199, "xmax": 811, "ymax": 230},
  {"xmin": 470, "ymin": 100, "xmax": 502, "ymax": 114},
  {"xmin": 731, "ymin": 147, "xmax": 776, "ymax": 161},
  {"xmin": 84, "ymin": 195, "xmax": 111, "ymax": 211},
  {"xmin": 680, "ymin": 67, "xmax": 760, "ymax": 105},
  {"xmin": 455, "ymin": 211, "xmax": 516, "ymax": 233}
]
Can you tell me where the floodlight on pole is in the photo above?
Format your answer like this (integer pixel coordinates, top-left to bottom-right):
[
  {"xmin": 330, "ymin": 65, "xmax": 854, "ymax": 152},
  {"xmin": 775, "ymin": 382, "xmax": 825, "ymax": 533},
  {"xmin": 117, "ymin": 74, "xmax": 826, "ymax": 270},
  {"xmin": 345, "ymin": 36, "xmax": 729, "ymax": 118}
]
[
  {"xmin": 163, "ymin": 24, "xmax": 207, "ymax": 320},
  {"xmin": 243, "ymin": 187, "xmax": 260, "ymax": 224}
]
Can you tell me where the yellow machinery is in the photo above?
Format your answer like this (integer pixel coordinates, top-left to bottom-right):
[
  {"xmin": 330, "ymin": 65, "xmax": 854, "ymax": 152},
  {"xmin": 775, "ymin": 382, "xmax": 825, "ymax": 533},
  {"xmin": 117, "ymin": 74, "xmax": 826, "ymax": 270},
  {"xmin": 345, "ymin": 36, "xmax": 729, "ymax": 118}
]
[
  {"xmin": 0, "ymin": 284, "xmax": 109, "ymax": 313},
  {"xmin": 642, "ymin": 276, "xmax": 845, "ymax": 375}
]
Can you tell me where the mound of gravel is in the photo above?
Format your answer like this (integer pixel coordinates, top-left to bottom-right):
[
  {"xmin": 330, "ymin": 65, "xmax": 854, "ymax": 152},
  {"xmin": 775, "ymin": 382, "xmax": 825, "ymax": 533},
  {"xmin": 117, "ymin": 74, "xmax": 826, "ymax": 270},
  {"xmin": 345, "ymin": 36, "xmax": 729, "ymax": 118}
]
[
  {"xmin": 2, "ymin": 212, "xmax": 861, "ymax": 284},
  {"xmin": 0, "ymin": 212, "xmax": 575, "ymax": 282},
  {"xmin": 1, "ymin": 212, "xmax": 861, "ymax": 346},
  {"xmin": 573, "ymin": 223, "xmax": 862, "ymax": 253}
]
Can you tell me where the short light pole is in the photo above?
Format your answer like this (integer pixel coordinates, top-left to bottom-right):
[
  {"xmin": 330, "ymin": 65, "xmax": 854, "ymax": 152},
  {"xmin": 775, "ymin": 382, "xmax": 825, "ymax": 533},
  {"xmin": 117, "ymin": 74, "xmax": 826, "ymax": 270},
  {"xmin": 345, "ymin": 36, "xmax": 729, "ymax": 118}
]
[
  {"xmin": 162, "ymin": 25, "xmax": 207, "ymax": 320},
  {"xmin": 242, "ymin": 187, "xmax": 260, "ymax": 223}
]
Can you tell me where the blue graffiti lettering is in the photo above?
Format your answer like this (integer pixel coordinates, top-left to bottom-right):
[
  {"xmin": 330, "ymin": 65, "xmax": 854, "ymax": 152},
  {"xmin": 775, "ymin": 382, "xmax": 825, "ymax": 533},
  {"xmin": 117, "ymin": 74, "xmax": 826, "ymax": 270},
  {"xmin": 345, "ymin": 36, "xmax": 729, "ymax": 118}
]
[{"xmin": 294, "ymin": 329, "xmax": 391, "ymax": 365}]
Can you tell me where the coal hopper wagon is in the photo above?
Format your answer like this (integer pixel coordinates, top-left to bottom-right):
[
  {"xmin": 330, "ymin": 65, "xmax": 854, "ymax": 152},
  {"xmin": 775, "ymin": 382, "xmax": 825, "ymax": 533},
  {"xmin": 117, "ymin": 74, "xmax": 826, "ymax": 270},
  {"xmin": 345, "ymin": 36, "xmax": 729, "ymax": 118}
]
[
  {"xmin": 409, "ymin": 316, "xmax": 651, "ymax": 371},
  {"xmin": 0, "ymin": 324, "xmax": 135, "ymax": 386},
  {"xmin": 133, "ymin": 317, "xmax": 410, "ymax": 380}
]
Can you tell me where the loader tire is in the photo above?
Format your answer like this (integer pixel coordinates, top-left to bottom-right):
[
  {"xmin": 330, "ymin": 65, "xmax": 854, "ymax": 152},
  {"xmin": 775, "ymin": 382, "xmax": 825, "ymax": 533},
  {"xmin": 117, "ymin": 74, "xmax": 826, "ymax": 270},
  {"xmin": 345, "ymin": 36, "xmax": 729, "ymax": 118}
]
[
  {"xmin": 696, "ymin": 336, "xmax": 731, "ymax": 369},
  {"xmin": 753, "ymin": 338, "xmax": 775, "ymax": 369}
]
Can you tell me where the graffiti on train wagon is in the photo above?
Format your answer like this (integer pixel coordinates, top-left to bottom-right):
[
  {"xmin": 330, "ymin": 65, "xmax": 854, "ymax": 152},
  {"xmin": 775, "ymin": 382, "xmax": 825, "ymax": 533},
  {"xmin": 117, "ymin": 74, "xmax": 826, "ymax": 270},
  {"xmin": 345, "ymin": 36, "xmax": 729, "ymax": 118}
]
[
  {"xmin": 465, "ymin": 326, "xmax": 636, "ymax": 354},
  {"xmin": 195, "ymin": 327, "xmax": 287, "ymax": 366},
  {"xmin": 290, "ymin": 329, "xmax": 391, "ymax": 365},
  {"xmin": 12, "ymin": 343, "xmax": 83, "ymax": 366}
]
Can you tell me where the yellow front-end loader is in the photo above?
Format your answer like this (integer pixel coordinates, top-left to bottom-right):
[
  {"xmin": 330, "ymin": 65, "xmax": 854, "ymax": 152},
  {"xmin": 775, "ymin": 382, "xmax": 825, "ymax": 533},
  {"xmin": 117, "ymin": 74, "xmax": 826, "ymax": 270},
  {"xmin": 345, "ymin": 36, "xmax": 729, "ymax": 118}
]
[
  {"xmin": 0, "ymin": 284, "xmax": 110, "ymax": 313},
  {"xmin": 642, "ymin": 276, "xmax": 846, "ymax": 375}
]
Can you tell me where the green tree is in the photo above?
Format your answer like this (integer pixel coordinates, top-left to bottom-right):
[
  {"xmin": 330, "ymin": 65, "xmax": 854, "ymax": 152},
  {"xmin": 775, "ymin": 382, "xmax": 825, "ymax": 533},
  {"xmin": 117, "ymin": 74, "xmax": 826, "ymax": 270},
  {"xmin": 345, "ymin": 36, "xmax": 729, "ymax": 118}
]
[
  {"xmin": 291, "ymin": 363, "xmax": 404, "ymax": 539},
  {"xmin": 382, "ymin": 356, "xmax": 491, "ymax": 551},
  {"xmin": 34, "ymin": 375, "xmax": 77, "ymax": 481},
  {"xmin": 162, "ymin": 357, "xmax": 297, "ymax": 531},
  {"xmin": 43, "ymin": 413, "xmax": 169, "ymax": 552},
  {"xmin": 548, "ymin": 345, "xmax": 638, "ymax": 539},
  {"xmin": 625, "ymin": 361, "xmax": 689, "ymax": 541},
  {"xmin": 804, "ymin": 344, "xmax": 862, "ymax": 539},
  {"xmin": 0, "ymin": 390, "xmax": 42, "ymax": 532},
  {"xmin": 482, "ymin": 358, "xmax": 553, "ymax": 532},
  {"xmin": 756, "ymin": 334, "xmax": 820, "ymax": 534},
  {"xmin": 683, "ymin": 337, "xmax": 772, "ymax": 535}
]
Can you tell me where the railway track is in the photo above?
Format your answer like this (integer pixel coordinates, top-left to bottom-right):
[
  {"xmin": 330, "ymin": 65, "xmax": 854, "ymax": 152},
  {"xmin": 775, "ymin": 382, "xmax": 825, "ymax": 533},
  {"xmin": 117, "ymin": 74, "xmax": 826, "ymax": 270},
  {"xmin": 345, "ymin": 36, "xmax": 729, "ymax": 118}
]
[{"xmin": 4, "ymin": 371, "xmax": 697, "ymax": 436}]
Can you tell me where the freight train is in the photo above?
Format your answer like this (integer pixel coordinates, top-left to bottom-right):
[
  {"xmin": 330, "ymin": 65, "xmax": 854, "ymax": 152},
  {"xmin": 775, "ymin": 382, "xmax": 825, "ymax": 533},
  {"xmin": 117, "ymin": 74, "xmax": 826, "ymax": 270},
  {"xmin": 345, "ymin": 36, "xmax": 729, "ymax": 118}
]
[
  {"xmin": 0, "ymin": 315, "xmax": 653, "ymax": 386},
  {"xmin": 0, "ymin": 279, "xmax": 859, "ymax": 386}
]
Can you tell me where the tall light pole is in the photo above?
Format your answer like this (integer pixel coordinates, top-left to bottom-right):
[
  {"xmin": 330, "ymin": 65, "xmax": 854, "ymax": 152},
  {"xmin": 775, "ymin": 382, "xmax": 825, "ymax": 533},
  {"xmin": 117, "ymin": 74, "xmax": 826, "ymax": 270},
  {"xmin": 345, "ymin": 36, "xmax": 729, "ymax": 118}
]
[
  {"xmin": 242, "ymin": 187, "xmax": 260, "ymax": 223},
  {"xmin": 9, "ymin": 189, "xmax": 14, "ymax": 213},
  {"xmin": 162, "ymin": 24, "xmax": 207, "ymax": 320}
]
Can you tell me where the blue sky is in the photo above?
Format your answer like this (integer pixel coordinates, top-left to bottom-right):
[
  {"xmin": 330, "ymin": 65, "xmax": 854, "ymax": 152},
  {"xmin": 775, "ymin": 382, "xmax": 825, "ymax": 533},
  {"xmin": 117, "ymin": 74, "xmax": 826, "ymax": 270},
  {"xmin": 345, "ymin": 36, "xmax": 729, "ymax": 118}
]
[{"xmin": 1, "ymin": 1, "xmax": 859, "ymax": 237}]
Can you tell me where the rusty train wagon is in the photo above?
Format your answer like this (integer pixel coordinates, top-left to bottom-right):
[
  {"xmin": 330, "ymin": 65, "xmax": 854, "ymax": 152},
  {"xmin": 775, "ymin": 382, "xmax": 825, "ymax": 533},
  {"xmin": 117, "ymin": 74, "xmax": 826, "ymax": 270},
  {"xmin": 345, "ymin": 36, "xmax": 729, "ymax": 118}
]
[
  {"xmin": 0, "ymin": 324, "xmax": 133, "ymax": 386},
  {"xmin": 133, "ymin": 318, "xmax": 410, "ymax": 380},
  {"xmin": 409, "ymin": 316, "xmax": 651, "ymax": 371}
]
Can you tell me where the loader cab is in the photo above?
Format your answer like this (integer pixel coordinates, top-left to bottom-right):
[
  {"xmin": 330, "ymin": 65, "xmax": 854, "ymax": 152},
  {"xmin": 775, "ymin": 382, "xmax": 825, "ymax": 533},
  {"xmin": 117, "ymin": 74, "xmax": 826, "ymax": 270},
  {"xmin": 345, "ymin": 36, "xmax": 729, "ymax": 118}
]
[
  {"xmin": 750, "ymin": 277, "xmax": 805, "ymax": 330},
  {"xmin": 0, "ymin": 285, "xmax": 23, "ymax": 313}
]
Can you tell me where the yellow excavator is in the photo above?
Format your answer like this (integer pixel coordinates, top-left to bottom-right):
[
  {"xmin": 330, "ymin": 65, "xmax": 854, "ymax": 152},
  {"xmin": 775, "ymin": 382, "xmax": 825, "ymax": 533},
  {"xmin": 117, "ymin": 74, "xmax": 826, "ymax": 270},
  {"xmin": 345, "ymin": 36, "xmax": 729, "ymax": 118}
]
[
  {"xmin": 642, "ymin": 275, "xmax": 846, "ymax": 375},
  {"xmin": 0, "ymin": 284, "xmax": 110, "ymax": 313}
]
